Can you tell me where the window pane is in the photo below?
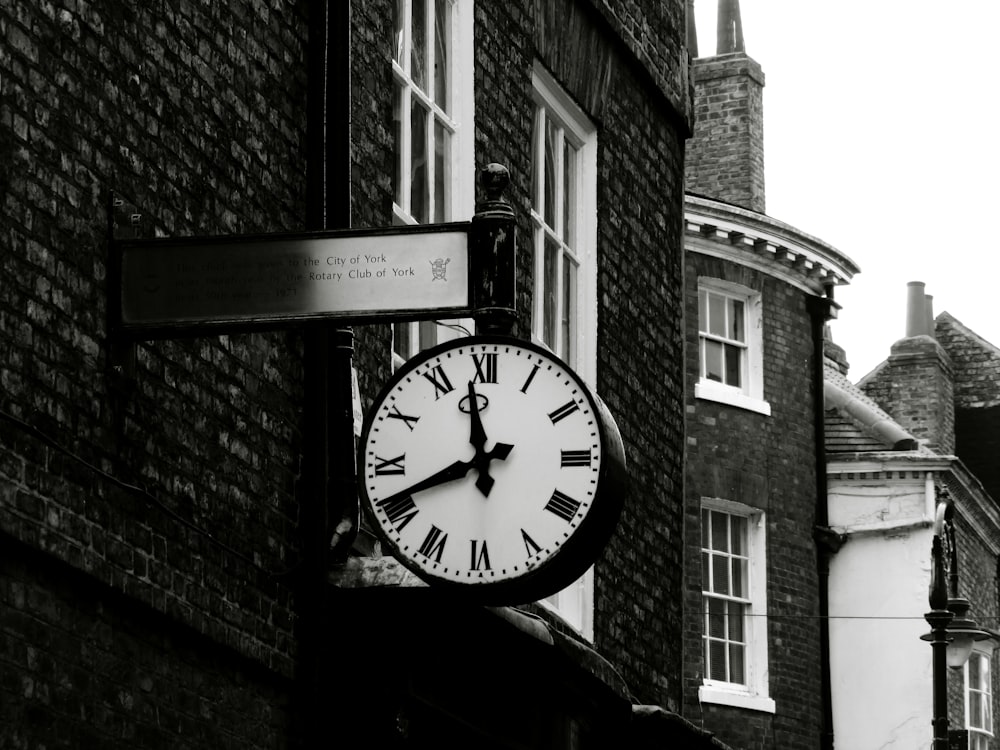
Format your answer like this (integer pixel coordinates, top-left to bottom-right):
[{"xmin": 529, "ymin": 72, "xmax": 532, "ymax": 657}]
[
  {"xmin": 433, "ymin": 0, "xmax": 449, "ymax": 108},
  {"xmin": 543, "ymin": 235, "xmax": 560, "ymax": 351},
  {"xmin": 730, "ymin": 515, "xmax": 746, "ymax": 554},
  {"xmin": 711, "ymin": 512, "xmax": 728, "ymax": 552},
  {"xmin": 708, "ymin": 292, "xmax": 726, "ymax": 337},
  {"xmin": 411, "ymin": 0, "xmax": 426, "ymax": 88},
  {"xmin": 703, "ymin": 339, "xmax": 722, "ymax": 382},
  {"xmin": 699, "ymin": 290, "xmax": 708, "ymax": 333},
  {"xmin": 531, "ymin": 107, "xmax": 543, "ymax": 213},
  {"xmin": 563, "ymin": 140, "xmax": 577, "ymax": 244},
  {"xmin": 410, "ymin": 99, "xmax": 428, "ymax": 222},
  {"xmin": 418, "ymin": 320, "xmax": 437, "ymax": 351},
  {"xmin": 731, "ymin": 558, "xmax": 744, "ymax": 597},
  {"xmin": 433, "ymin": 118, "xmax": 449, "ymax": 223},
  {"xmin": 393, "ymin": 0, "xmax": 405, "ymax": 62},
  {"xmin": 728, "ymin": 642, "xmax": 745, "ymax": 683},
  {"xmin": 724, "ymin": 343, "xmax": 742, "ymax": 387},
  {"xmin": 544, "ymin": 117, "xmax": 559, "ymax": 227},
  {"xmin": 701, "ymin": 508, "xmax": 710, "ymax": 547},
  {"xmin": 392, "ymin": 88, "xmax": 403, "ymax": 205},
  {"xmin": 708, "ymin": 598, "xmax": 726, "ymax": 637},
  {"xmin": 393, "ymin": 322, "xmax": 412, "ymax": 359},
  {"xmin": 728, "ymin": 605, "xmax": 744, "ymax": 641},
  {"xmin": 970, "ymin": 692, "xmax": 984, "ymax": 727},
  {"xmin": 709, "ymin": 639, "xmax": 727, "ymax": 681},
  {"xmin": 712, "ymin": 556, "xmax": 729, "ymax": 595},
  {"xmin": 561, "ymin": 253, "xmax": 576, "ymax": 362},
  {"xmin": 729, "ymin": 298, "xmax": 745, "ymax": 341},
  {"xmin": 701, "ymin": 551, "xmax": 710, "ymax": 589}
]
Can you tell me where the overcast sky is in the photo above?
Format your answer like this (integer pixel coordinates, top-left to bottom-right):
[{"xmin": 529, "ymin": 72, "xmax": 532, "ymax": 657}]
[{"xmin": 693, "ymin": 0, "xmax": 1000, "ymax": 380}]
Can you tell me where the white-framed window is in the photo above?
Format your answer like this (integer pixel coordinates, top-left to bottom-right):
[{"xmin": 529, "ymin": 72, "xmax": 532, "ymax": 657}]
[
  {"xmin": 699, "ymin": 498, "xmax": 775, "ymax": 713},
  {"xmin": 530, "ymin": 62, "xmax": 598, "ymax": 638},
  {"xmin": 966, "ymin": 647, "xmax": 994, "ymax": 750},
  {"xmin": 391, "ymin": 0, "xmax": 474, "ymax": 363},
  {"xmin": 529, "ymin": 62, "xmax": 597, "ymax": 385},
  {"xmin": 695, "ymin": 279, "xmax": 770, "ymax": 416}
]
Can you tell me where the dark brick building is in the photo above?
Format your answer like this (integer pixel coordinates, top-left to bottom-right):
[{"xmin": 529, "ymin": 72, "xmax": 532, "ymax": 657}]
[
  {"xmin": 681, "ymin": 3, "xmax": 859, "ymax": 748},
  {"xmin": 0, "ymin": 0, "xmax": 721, "ymax": 747}
]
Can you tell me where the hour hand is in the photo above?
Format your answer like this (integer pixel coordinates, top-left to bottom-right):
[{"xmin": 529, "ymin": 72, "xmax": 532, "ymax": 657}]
[
  {"xmin": 473, "ymin": 442, "xmax": 514, "ymax": 496},
  {"xmin": 465, "ymin": 381, "xmax": 514, "ymax": 497}
]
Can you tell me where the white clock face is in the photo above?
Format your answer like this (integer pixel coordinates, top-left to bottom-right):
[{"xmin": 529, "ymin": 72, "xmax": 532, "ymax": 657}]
[{"xmin": 360, "ymin": 338, "xmax": 604, "ymax": 590}]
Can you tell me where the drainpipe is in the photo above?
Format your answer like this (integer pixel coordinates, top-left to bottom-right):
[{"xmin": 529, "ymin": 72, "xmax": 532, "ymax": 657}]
[{"xmin": 807, "ymin": 288, "xmax": 844, "ymax": 750}]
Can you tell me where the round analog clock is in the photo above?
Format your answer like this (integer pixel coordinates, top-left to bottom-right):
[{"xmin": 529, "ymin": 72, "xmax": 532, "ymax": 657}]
[{"xmin": 358, "ymin": 335, "xmax": 627, "ymax": 602}]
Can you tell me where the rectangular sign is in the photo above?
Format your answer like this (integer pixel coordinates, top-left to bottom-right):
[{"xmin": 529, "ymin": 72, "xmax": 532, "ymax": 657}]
[{"xmin": 115, "ymin": 223, "xmax": 471, "ymax": 334}]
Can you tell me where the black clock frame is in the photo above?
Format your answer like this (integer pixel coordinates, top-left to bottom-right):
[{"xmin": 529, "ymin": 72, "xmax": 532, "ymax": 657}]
[{"xmin": 357, "ymin": 334, "xmax": 628, "ymax": 604}]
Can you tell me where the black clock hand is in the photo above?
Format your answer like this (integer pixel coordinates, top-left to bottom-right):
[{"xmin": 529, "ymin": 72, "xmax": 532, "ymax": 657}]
[
  {"xmin": 473, "ymin": 442, "xmax": 514, "ymax": 496},
  {"xmin": 374, "ymin": 458, "xmax": 473, "ymax": 510},
  {"xmin": 467, "ymin": 380, "xmax": 487, "ymax": 453},
  {"xmin": 466, "ymin": 381, "xmax": 514, "ymax": 497}
]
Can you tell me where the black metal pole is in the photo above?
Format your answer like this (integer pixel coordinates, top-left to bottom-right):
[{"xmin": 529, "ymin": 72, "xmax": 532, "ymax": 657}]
[
  {"xmin": 925, "ymin": 531, "xmax": 954, "ymax": 750},
  {"xmin": 326, "ymin": 0, "xmax": 356, "ymax": 563},
  {"xmin": 471, "ymin": 164, "xmax": 517, "ymax": 337},
  {"xmin": 299, "ymin": 1, "xmax": 353, "ymax": 747}
]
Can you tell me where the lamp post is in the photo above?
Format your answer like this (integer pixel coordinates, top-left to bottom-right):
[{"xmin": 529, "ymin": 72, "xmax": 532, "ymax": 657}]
[
  {"xmin": 922, "ymin": 501, "xmax": 954, "ymax": 750},
  {"xmin": 920, "ymin": 494, "xmax": 992, "ymax": 750}
]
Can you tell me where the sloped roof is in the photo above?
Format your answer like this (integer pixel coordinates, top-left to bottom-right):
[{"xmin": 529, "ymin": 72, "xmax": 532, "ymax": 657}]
[
  {"xmin": 824, "ymin": 361, "xmax": 924, "ymax": 454},
  {"xmin": 936, "ymin": 311, "xmax": 1000, "ymax": 409}
]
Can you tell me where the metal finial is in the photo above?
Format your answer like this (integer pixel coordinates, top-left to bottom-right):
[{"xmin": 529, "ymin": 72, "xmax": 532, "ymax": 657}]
[{"xmin": 481, "ymin": 163, "xmax": 510, "ymax": 203}]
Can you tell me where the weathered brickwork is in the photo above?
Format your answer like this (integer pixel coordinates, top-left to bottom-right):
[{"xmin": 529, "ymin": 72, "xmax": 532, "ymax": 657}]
[
  {"xmin": 683, "ymin": 255, "xmax": 825, "ymax": 747},
  {"xmin": 935, "ymin": 313, "xmax": 1000, "ymax": 410},
  {"xmin": 949, "ymin": 504, "xmax": 1000, "ymax": 731},
  {"xmin": 539, "ymin": 0, "xmax": 692, "ymax": 125},
  {"xmin": 935, "ymin": 312, "xmax": 1000, "ymax": 501},
  {"xmin": 2, "ymin": 0, "xmax": 693, "ymax": 745},
  {"xmin": 861, "ymin": 337, "xmax": 956, "ymax": 454},
  {"xmin": 685, "ymin": 54, "xmax": 765, "ymax": 213},
  {"xmin": 2, "ymin": 0, "xmax": 310, "ymax": 744},
  {"xmin": 1, "ymin": 539, "xmax": 293, "ymax": 749},
  {"xmin": 349, "ymin": 0, "xmax": 397, "ymax": 401}
]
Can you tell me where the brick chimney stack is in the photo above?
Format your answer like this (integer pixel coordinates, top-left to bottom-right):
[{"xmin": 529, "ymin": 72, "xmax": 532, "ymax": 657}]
[
  {"xmin": 685, "ymin": 0, "xmax": 766, "ymax": 213},
  {"xmin": 862, "ymin": 282, "xmax": 955, "ymax": 454}
]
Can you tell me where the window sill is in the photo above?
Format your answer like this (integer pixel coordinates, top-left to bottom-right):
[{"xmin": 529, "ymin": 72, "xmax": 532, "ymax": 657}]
[
  {"xmin": 695, "ymin": 381, "xmax": 771, "ymax": 416},
  {"xmin": 699, "ymin": 685, "xmax": 776, "ymax": 714}
]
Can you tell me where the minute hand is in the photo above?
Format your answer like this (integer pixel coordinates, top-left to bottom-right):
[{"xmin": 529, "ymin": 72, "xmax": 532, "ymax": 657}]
[{"xmin": 374, "ymin": 458, "xmax": 473, "ymax": 510}]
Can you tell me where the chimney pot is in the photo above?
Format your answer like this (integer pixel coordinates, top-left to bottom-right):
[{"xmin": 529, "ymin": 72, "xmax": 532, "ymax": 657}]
[{"xmin": 906, "ymin": 281, "xmax": 927, "ymax": 337}]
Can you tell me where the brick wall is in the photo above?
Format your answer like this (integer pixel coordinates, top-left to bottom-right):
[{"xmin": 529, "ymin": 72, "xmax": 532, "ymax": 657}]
[
  {"xmin": 949, "ymin": 504, "xmax": 1000, "ymax": 732},
  {"xmin": 1, "ymin": 538, "xmax": 293, "ymax": 749},
  {"xmin": 2, "ymin": 0, "xmax": 692, "ymax": 744},
  {"xmin": 935, "ymin": 312, "xmax": 1000, "ymax": 501},
  {"xmin": 861, "ymin": 336, "xmax": 956, "ymax": 454},
  {"xmin": 685, "ymin": 53, "xmax": 765, "ymax": 213},
  {"xmin": 1, "ymin": 0, "xmax": 311, "ymax": 744},
  {"xmin": 683, "ymin": 254, "xmax": 825, "ymax": 747}
]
